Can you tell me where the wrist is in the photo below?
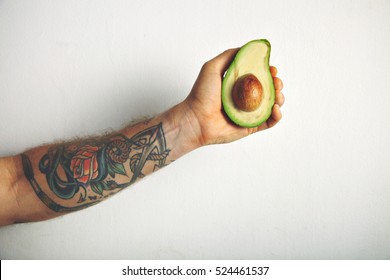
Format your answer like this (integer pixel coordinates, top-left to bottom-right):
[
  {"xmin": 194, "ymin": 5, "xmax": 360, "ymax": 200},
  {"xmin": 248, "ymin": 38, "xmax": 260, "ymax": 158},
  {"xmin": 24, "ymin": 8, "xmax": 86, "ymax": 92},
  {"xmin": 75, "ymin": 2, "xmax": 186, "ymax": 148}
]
[
  {"xmin": 120, "ymin": 101, "xmax": 203, "ymax": 162},
  {"xmin": 163, "ymin": 101, "xmax": 203, "ymax": 159}
]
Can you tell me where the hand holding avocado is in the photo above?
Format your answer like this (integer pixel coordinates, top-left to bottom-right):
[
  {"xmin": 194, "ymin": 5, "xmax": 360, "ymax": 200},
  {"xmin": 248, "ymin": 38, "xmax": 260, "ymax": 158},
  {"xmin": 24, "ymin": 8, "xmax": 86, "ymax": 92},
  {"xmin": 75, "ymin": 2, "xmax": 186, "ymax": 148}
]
[
  {"xmin": 184, "ymin": 40, "xmax": 284, "ymax": 145},
  {"xmin": 0, "ymin": 40, "xmax": 284, "ymax": 225}
]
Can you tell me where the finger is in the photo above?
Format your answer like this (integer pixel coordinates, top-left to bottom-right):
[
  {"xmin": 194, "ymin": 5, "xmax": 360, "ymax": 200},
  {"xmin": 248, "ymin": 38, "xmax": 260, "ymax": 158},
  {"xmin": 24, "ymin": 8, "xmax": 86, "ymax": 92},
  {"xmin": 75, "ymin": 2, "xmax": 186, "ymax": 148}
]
[
  {"xmin": 273, "ymin": 77, "xmax": 283, "ymax": 92},
  {"xmin": 266, "ymin": 104, "xmax": 282, "ymax": 128},
  {"xmin": 275, "ymin": 91, "xmax": 285, "ymax": 107},
  {"xmin": 208, "ymin": 48, "xmax": 240, "ymax": 75},
  {"xmin": 270, "ymin": 66, "xmax": 278, "ymax": 77}
]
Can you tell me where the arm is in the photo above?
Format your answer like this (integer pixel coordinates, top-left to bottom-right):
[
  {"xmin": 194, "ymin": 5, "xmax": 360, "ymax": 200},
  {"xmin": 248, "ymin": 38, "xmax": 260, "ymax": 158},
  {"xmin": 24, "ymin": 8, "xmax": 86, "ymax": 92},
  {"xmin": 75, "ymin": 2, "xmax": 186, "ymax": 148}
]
[{"xmin": 0, "ymin": 48, "xmax": 284, "ymax": 226}]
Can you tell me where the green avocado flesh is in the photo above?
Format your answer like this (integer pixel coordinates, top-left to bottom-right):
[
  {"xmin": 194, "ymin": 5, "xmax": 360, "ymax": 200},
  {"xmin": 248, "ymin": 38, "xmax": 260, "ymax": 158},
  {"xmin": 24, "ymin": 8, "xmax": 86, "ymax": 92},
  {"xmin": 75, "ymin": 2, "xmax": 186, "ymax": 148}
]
[{"xmin": 222, "ymin": 39, "xmax": 275, "ymax": 127}]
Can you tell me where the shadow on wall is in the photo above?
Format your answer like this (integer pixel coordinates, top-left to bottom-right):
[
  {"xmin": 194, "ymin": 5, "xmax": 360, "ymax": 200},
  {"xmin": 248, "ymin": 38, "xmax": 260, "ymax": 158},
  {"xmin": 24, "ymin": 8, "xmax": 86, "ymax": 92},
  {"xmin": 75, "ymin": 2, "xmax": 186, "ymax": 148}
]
[{"xmin": 65, "ymin": 64, "xmax": 182, "ymax": 137}]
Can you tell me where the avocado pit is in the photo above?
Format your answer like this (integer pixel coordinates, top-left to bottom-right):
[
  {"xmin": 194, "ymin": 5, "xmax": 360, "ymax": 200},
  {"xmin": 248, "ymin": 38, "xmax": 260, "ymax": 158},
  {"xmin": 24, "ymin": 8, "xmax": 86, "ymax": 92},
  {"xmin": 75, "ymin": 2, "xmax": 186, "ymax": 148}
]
[{"xmin": 232, "ymin": 74, "xmax": 263, "ymax": 112}]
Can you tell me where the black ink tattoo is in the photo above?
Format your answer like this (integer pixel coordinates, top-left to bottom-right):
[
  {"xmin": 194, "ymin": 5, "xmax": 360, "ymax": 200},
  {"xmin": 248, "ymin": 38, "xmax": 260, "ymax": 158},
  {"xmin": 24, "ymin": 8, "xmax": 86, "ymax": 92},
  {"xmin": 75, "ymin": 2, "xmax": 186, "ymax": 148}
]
[{"xmin": 22, "ymin": 123, "xmax": 170, "ymax": 212}]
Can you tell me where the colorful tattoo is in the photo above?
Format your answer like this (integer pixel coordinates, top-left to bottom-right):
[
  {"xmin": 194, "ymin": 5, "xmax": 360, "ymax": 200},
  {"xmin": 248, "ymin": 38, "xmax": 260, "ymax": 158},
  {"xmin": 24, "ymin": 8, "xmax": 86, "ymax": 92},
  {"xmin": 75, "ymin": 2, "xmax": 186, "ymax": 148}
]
[{"xmin": 21, "ymin": 123, "xmax": 170, "ymax": 212}]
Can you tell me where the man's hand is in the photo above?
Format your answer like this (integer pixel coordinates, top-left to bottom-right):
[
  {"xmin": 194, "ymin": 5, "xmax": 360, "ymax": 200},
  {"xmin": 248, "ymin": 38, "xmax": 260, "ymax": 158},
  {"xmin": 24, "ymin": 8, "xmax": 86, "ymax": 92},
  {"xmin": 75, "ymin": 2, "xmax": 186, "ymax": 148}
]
[
  {"xmin": 184, "ymin": 48, "xmax": 285, "ymax": 145},
  {"xmin": 0, "ymin": 46, "xmax": 285, "ymax": 226}
]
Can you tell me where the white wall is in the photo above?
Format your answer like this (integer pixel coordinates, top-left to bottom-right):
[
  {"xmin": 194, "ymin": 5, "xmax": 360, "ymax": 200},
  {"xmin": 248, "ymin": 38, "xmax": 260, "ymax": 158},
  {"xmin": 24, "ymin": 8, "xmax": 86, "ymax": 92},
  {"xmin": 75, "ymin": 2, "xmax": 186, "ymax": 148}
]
[{"xmin": 0, "ymin": 0, "xmax": 389, "ymax": 259}]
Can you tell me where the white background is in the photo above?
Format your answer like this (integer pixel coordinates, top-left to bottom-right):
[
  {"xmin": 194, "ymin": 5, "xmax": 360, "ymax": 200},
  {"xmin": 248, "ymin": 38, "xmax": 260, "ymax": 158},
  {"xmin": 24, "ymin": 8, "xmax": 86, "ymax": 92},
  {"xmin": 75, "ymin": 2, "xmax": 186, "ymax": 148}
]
[{"xmin": 0, "ymin": 0, "xmax": 389, "ymax": 259}]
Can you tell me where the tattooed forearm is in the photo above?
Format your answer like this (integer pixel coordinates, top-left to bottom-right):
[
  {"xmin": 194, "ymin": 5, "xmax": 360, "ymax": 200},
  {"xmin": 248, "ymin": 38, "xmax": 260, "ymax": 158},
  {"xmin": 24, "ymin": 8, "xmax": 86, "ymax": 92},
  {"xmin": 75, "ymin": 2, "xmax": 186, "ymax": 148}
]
[{"xmin": 21, "ymin": 123, "xmax": 170, "ymax": 213}]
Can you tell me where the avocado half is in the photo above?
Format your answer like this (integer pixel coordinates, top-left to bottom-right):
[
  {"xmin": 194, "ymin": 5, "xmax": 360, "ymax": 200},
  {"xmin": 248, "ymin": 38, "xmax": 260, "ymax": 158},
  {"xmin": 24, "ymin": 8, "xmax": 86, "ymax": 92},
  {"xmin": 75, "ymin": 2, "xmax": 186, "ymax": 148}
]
[{"xmin": 222, "ymin": 39, "xmax": 275, "ymax": 127}]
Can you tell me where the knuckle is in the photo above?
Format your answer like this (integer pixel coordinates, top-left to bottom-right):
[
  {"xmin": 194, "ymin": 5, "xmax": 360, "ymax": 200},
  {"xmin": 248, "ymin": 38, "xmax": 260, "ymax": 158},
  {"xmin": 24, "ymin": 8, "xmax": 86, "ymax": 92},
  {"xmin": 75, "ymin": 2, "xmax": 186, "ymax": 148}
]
[{"xmin": 202, "ymin": 60, "xmax": 213, "ymax": 70}]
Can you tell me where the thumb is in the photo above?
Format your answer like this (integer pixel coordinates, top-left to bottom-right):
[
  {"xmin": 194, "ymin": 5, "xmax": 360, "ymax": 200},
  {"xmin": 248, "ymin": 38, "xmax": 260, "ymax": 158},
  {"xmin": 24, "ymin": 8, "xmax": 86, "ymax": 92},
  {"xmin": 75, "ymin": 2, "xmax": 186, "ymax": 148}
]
[{"xmin": 207, "ymin": 48, "xmax": 239, "ymax": 75}]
